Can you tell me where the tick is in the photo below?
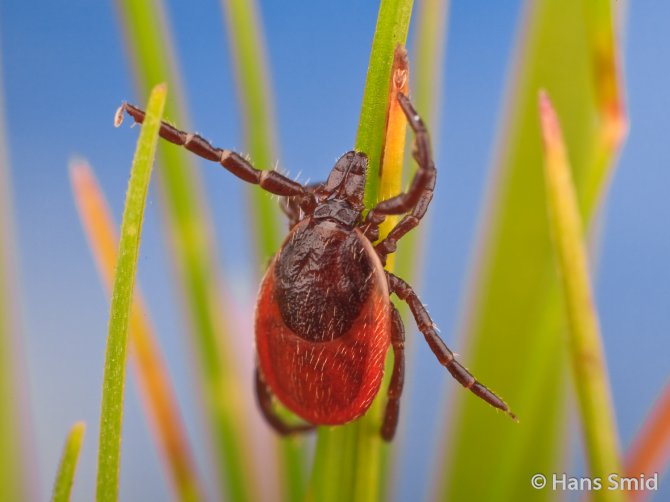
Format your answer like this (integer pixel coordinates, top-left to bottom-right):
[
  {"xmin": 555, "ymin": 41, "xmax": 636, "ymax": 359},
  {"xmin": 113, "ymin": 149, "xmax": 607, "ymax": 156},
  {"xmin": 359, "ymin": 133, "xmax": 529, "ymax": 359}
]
[{"xmin": 115, "ymin": 92, "xmax": 516, "ymax": 441}]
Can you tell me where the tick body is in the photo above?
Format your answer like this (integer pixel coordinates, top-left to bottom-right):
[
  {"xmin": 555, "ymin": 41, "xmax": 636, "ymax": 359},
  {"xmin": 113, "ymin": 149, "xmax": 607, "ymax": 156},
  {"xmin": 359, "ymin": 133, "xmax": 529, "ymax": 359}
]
[
  {"xmin": 256, "ymin": 218, "xmax": 390, "ymax": 424},
  {"xmin": 116, "ymin": 93, "xmax": 516, "ymax": 441}
]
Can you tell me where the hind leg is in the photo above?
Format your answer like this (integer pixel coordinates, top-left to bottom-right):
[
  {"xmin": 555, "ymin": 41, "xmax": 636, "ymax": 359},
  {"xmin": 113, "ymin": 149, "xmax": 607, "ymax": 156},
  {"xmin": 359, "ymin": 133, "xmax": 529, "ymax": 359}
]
[
  {"xmin": 386, "ymin": 272, "xmax": 517, "ymax": 420},
  {"xmin": 255, "ymin": 367, "xmax": 315, "ymax": 436},
  {"xmin": 381, "ymin": 304, "xmax": 406, "ymax": 441}
]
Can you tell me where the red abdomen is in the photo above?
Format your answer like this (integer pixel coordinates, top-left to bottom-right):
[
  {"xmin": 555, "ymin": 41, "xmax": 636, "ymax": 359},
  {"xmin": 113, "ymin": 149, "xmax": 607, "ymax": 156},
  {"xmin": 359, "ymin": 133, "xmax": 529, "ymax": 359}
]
[{"xmin": 255, "ymin": 221, "xmax": 390, "ymax": 425}]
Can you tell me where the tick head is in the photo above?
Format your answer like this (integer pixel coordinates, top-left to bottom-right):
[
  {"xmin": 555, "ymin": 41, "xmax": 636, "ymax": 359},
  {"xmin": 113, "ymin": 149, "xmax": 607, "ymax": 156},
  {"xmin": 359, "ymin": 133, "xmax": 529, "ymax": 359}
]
[{"xmin": 323, "ymin": 151, "xmax": 368, "ymax": 210}]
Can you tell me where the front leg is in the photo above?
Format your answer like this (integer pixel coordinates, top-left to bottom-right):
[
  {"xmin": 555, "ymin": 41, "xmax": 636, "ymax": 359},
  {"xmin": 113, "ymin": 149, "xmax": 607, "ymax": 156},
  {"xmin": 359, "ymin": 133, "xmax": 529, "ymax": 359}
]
[
  {"xmin": 115, "ymin": 102, "xmax": 307, "ymax": 198},
  {"xmin": 362, "ymin": 93, "xmax": 436, "ymax": 264},
  {"xmin": 386, "ymin": 272, "xmax": 517, "ymax": 420}
]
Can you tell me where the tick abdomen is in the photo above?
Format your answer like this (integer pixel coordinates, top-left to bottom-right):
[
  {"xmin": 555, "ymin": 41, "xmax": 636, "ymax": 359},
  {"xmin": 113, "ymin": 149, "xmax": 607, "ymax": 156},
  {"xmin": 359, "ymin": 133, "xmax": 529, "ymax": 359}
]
[{"xmin": 255, "ymin": 218, "xmax": 391, "ymax": 424}]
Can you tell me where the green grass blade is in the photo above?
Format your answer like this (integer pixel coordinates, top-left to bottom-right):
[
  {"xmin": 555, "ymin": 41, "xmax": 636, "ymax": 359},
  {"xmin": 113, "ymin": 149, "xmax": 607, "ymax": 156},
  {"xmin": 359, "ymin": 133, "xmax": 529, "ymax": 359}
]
[
  {"xmin": 116, "ymin": 2, "xmax": 258, "ymax": 500},
  {"xmin": 539, "ymin": 92, "xmax": 622, "ymax": 502},
  {"xmin": 308, "ymin": 2, "xmax": 413, "ymax": 501},
  {"xmin": 438, "ymin": 1, "xmax": 627, "ymax": 500},
  {"xmin": 52, "ymin": 422, "xmax": 86, "ymax": 502},
  {"xmin": 71, "ymin": 161, "xmax": 203, "ymax": 502},
  {"xmin": 219, "ymin": 0, "xmax": 306, "ymax": 499},
  {"xmin": 0, "ymin": 52, "xmax": 28, "ymax": 502},
  {"xmin": 96, "ymin": 83, "xmax": 166, "ymax": 502}
]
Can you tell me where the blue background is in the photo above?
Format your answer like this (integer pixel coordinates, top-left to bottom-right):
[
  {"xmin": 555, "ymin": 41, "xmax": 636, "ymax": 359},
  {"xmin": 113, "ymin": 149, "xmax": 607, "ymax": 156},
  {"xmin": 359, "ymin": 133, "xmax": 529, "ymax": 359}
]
[{"xmin": 1, "ymin": 0, "xmax": 668, "ymax": 500}]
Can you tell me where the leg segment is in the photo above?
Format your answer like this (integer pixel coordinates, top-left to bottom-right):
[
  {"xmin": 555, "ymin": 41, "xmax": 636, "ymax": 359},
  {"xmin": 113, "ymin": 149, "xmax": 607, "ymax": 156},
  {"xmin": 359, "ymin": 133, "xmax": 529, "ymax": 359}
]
[
  {"xmin": 281, "ymin": 182, "xmax": 324, "ymax": 228},
  {"xmin": 255, "ymin": 367, "xmax": 315, "ymax": 436},
  {"xmin": 364, "ymin": 93, "xmax": 436, "ymax": 263},
  {"xmin": 386, "ymin": 272, "xmax": 517, "ymax": 420},
  {"xmin": 381, "ymin": 304, "xmax": 406, "ymax": 441},
  {"xmin": 115, "ymin": 103, "xmax": 309, "ymax": 198}
]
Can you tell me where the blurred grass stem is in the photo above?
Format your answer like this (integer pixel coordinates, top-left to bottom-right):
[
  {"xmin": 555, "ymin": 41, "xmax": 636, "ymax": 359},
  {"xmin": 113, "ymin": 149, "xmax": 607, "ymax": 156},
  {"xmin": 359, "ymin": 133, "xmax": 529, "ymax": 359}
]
[{"xmin": 539, "ymin": 92, "xmax": 622, "ymax": 502}]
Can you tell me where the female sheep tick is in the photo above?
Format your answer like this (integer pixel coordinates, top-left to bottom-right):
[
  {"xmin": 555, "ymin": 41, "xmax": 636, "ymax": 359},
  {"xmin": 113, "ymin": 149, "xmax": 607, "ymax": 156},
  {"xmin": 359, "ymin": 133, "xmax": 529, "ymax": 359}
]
[{"xmin": 115, "ymin": 92, "xmax": 516, "ymax": 441}]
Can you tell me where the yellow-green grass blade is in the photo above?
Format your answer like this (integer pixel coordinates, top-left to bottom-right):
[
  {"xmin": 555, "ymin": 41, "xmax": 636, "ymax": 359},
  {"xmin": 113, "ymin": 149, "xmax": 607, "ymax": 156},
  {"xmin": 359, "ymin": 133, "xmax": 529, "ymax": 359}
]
[
  {"xmin": 352, "ymin": 45, "xmax": 410, "ymax": 502},
  {"xmin": 354, "ymin": 45, "xmax": 409, "ymax": 500},
  {"xmin": 0, "ymin": 50, "xmax": 28, "ymax": 502},
  {"xmin": 52, "ymin": 422, "xmax": 86, "ymax": 502},
  {"xmin": 308, "ymin": 2, "xmax": 414, "ymax": 501},
  {"xmin": 96, "ymin": 83, "xmax": 166, "ymax": 502},
  {"xmin": 359, "ymin": 0, "xmax": 415, "ymax": 210},
  {"xmin": 377, "ymin": 45, "xmax": 410, "ymax": 268},
  {"xmin": 71, "ymin": 161, "xmax": 203, "ymax": 502},
  {"xmin": 539, "ymin": 92, "xmax": 622, "ymax": 502},
  {"xmin": 116, "ymin": 1, "xmax": 258, "ymax": 500},
  {"xmin": 438, "ymin": 1, "xmax": 627, "ymax": 500},
  {"xmin": 219, "ymin": 0, "xmax": 307, "ymax": 499}
]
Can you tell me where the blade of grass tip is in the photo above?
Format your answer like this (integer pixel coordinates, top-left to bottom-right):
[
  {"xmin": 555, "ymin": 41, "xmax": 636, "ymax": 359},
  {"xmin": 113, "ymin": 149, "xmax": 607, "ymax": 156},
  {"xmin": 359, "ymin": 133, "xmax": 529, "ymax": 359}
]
[
  {"xmin": 539, "ymin": 91, "xmax": 622, "ymax": 502},
  {"xmin": 96, "ymin": 83, "xmax": 166, "ymax": 502},
  {"xmin": 625, "ymin": 382, "xmax": 670, "ymax": 501},
  {"xmin": 219, "ymin": 0, "xmax": 306, "ymax": 499},
  {"xmin": 580, "ymin": 0, "xmax": 628, "ymax": 218},
  {"xmin": 51, "ymin": 422, "xmax": 86, "ymax": 502},
  {"xmin": 378, "ymin": 45, "xmax": 410, "ymax": 268},
  {"xmin": 70, "ymin": 160, "xmax": 202, "ymax": 502},
  {"xmin": 352, "ymin": 45, "xmax": 410, "ymax": 502},
  {"xmin": 308, "ymin": 2, "xmax": 414, "ymax": 501},
  {"xmin": 0, "ymin": 51, "xmax": 29, "ymax": 502},
  {"xmin": 438, "ymin": 1, "xmax": 627, "ymax": 500},
  {"xmin": 116, "ymin": 2, "xmax": 258, "ymax": 500}
]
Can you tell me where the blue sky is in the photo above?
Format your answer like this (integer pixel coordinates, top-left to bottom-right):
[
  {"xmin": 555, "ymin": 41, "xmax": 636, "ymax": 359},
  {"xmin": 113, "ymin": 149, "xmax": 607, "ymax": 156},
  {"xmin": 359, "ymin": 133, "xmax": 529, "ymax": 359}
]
[{"xmin": 1, "ymin": 0, "xmax": 669, "ymax": 500}]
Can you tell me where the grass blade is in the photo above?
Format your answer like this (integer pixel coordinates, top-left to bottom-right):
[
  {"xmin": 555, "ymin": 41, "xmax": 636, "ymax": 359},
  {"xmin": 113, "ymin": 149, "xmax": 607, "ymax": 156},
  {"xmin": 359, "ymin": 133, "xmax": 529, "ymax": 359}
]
[
  {"xmin": 71, "ymin": 160, "xmax": 202, "ymax": 502},
  {"xmin": 308, "ymin": 2, "xmax": 414, "ymax": 500},
  {"xmin": 116, "ymin": 2, "xmax": 258, "ymax": 500},
  {"xmin": 0, "ymin": 52, "xmax": 28, "ymax": 502},
  {"xmin": 351, "ymin": 45, "xmax": 410, "ymax": 502},
  {"xmin": 51, "ymin": 422, "xmax": 86, "ymax": 502},
  {"xmin": 378, "ymin": 45, "xmax": 410, "ymax": 269},
  {"xmin": 539, "ymin": 91, "xmax": 622, "ymax": 502},
  {"xmin": 96, "ymin": 83, "xmax": 166, "ymax": 502},
  {"xmin": 220, "ymin": 0, "xmax": 281, "ymax": 265},
  {"xmin": 438, "ymin": 1, "xmax": 627, "ymax": 500}
]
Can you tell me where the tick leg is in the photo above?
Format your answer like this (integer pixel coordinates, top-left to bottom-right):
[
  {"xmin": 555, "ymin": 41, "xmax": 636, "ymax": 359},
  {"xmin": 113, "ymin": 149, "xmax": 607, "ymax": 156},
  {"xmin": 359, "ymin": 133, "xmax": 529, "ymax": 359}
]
[
  {"xmin": 381, "ymin": 304, "xmax": 405, "ymax": 441},
  {"xmin": 281, "ymin": 182, "xmax": 324, "ymax": 228},
  {"xmin": 364, "ymin": 93, "xmax": 436, "ymax": 264},
  {"xmin": 255, "ymin": 367, "xmax": 315, "ymax": 436},
  {"xmin": 386, "ymin": 272, "xmax": 517, "ymax": 420},
  {"xmin": 115, "ymin": 102, "xmax": 310, "ymax": 199}
]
